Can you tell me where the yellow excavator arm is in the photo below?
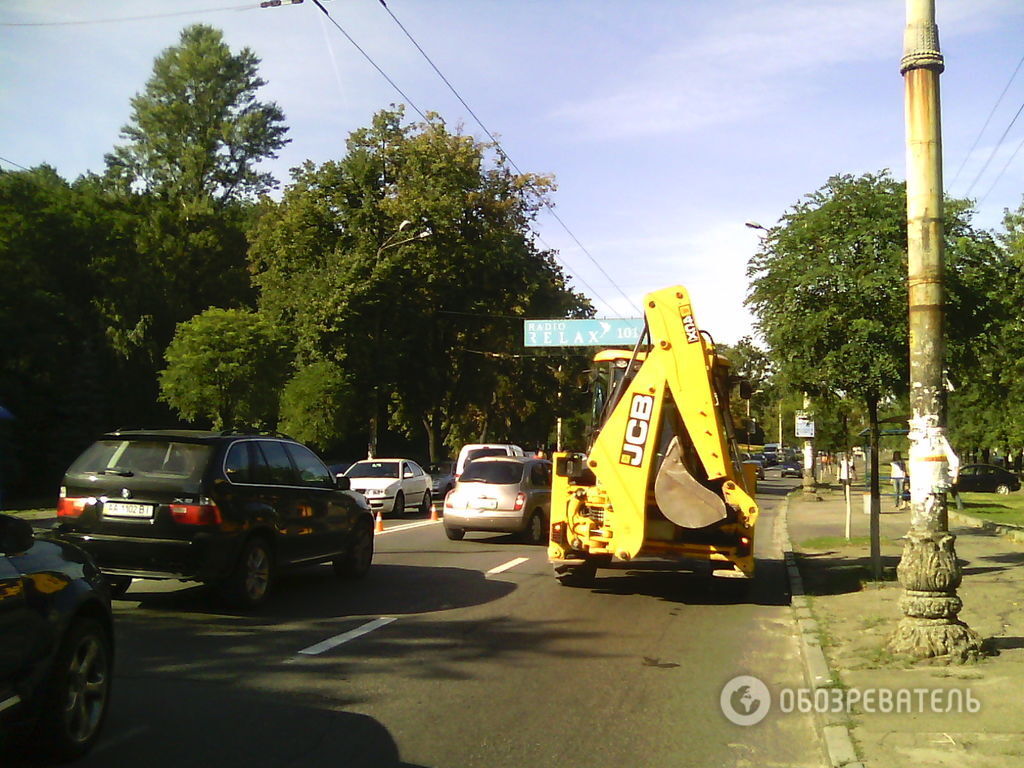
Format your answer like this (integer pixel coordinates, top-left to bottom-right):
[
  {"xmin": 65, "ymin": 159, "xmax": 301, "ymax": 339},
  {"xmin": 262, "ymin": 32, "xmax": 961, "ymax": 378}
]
[{"xmin": 549, "ymin": 285, "xmax": 758, "ymax": 583}]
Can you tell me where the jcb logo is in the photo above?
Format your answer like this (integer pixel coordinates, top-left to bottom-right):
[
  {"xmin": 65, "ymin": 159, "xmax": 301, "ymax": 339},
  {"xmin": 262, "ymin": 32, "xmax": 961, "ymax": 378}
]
[
  {"xmin": 620, "ymin": 394, "xmax": 654, "ymax": 466},
  {"xmin": 683, "ymin": 314, "xmax": 700, "ymax": 344}
]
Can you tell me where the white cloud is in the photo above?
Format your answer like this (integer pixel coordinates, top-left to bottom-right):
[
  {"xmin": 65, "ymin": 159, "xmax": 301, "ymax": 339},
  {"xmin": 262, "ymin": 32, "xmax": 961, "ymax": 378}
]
[{"xmin": 551, "ymin": 0, "xmax": 1021, "ymax": 141}]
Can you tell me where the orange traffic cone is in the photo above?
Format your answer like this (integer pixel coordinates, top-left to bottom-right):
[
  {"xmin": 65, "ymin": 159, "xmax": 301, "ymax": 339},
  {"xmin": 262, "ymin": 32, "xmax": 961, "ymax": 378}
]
[
  {"xmin": 374, "ymin": 509, "xmax": 384, "ymax": 534},
  {"xmin": 430, "ymin": 502, "xmax": 439, "ymax": 521}
]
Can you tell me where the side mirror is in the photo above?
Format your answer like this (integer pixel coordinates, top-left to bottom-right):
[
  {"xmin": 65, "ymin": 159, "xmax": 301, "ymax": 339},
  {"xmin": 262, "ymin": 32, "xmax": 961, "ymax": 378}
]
[
  {"xmin": 0, "ymin": 514, "xmax": 35, "ymax": 555},
  {"xmin": 334, "ymin": 474, "xmax": 351, "ymax": 491}
]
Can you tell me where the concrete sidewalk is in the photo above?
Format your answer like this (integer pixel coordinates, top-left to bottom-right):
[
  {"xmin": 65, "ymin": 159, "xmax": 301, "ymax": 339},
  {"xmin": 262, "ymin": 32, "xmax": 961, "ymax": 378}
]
[{"xmin": 787, "ymin": 483, "xmax": 1024, "ymax": 767}]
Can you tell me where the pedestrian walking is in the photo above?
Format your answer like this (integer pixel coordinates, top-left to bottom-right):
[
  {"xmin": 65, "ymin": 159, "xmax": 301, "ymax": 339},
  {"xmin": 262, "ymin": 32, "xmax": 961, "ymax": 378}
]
[{"xmin": 890, "ymin": 451, "xmax": 908, "ymax": 510}]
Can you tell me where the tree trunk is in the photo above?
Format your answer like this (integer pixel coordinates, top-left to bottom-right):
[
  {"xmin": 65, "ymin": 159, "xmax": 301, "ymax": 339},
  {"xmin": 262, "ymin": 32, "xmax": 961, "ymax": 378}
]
[{"xmin": 867, "ymin": 394, "xmax": 882, "ymax": 581}]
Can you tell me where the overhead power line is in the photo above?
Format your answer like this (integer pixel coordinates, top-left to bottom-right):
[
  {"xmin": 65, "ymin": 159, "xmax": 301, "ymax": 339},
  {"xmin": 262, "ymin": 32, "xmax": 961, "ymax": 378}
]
[
  {"xmin": 949, "ymin": 52, "xmax": 1024, "ymax": 192},
  {"xmin": 374, "ymin": 0, "xmax": 640, "ymax": 316},
  {"xmin": 978, "ymin": 132, "xmax": 1024, "ymax": 206},
  {"xmin": 963, "ymin": 98, "xmax": 1024, "ymax": 199},
  {"xmin": 309, "ymin": 0, "xmax": 428, "ymax": 122},
  {"xmin": 0, "ymin": 155, "xmax": 31, "ymax": 171},
  {"xmin": 306, "ymin": 0, "xmax": 628, "ymax": 317}
]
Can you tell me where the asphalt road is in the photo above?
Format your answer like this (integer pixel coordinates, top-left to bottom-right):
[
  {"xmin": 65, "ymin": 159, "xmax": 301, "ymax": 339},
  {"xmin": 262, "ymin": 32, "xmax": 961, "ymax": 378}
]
[{"xmin": 7, "ymin": 473, "xmax": 823, "ymax": 767}]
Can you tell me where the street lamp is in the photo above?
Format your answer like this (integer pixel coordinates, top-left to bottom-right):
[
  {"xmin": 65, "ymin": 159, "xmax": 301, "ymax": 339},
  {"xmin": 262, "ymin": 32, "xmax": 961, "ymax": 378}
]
[
  {"xmin": 367, "ymin": 221, "xmax": 431, "ymax": 459},
  {"xmin": 376, "ymin": 220, "xmax": 431, "ymax": 258}
]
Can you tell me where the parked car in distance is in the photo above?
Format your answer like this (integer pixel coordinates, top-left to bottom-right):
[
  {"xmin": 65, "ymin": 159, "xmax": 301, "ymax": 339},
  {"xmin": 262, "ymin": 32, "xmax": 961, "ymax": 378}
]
[
  {"xmin": 443, "ymin": 456, "xmax": 552, "ymax": 544},
  {"xmin": 742, "ymin": 457, "xmax": 765, "ymax": 480},
  {"xmin": 454, "ymin": 443, "xmax": 525, "ymax": 478},
  {"xmin": 54, "ymin": 430, "xmax": 375, "ymax": 608},
  {"xmin": 1, "ymin": 513, "xmax": 114, "ymax": 761},
  {"xmin": 427, "ymin": 460, "xmax": 456, "ymax": 500},
  {"xmin": 780, "ymin": 461, "xmax": 803, "ymax": 478},
  {"xmin": 741, "ymin": 454, "xmax": 765, "ymax": 479},
  {"xmin": 954, "ymin": 464, "xmax": 1021, "ymax": 495},
  {"xmin": 345, "ymin": 458, "xmax": 432, "ymax": 516}
]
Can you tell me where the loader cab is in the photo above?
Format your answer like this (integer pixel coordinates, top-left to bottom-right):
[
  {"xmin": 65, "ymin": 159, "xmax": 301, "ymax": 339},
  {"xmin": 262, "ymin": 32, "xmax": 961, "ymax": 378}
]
[{"xmin": 587, "ymin": 349, "xmax": 646, "ymax": 448}]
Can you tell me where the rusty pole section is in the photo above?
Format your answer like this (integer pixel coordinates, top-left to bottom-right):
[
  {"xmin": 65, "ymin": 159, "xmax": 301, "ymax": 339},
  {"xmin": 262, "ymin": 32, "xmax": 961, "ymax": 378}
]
[{"xmin": 888, "ymin": 0, "xmax": 981, "ymax": 661}]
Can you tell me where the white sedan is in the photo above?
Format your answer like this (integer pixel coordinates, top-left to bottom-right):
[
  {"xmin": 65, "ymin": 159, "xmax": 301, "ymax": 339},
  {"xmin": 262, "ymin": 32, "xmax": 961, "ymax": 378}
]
[{"xmin": 344, "ymin": 459, "xmax": 432, "ymax": 516}]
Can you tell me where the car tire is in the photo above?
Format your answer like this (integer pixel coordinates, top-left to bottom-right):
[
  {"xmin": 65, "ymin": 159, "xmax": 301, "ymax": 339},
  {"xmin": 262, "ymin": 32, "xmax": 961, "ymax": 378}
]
[
  {"xmin": 394, "ymin": 491, "xmax": 405, "ymax": 515},
  {"xmin": 554, "ymin": 559, "xmax": 597, "ymax": 588},
  {"xmin": 996, "ymin": 484, "xmax": 1011, "ymax": 495},
  {"xmin": 220, "ymin": 536, "xmax": 273, "ymax": 608},
  {"xmin": 334, "ymin": 521, "xmax": 374, "ymax": 579},
  {"xmin": 32, "ymin": 617, "xmax": 113, "ymax": 762},
  {"xmin": 444, "ymin": 526, "xmax": 465, "ymax": 541},
  {"xmin": 523, "ymin": 511, "xmax": 547, "ymax": 545},
  {"xmin": 419, "ymin": 490, "xmax": 432, "ymax": 517},
  {"xmin": 105, "ymin": 575, "xmax": 133, "ymax": 599}
]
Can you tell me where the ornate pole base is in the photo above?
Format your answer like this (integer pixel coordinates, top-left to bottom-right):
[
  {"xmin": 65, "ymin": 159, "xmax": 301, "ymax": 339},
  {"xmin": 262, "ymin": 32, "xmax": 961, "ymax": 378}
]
[{"xmin": 888, "ymin": 530, "xmax": 982, "ymax": 662}]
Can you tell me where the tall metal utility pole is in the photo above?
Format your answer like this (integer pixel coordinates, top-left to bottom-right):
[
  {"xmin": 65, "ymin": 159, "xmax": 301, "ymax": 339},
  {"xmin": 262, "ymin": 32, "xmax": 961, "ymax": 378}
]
[{"xmin": 888, "ymin": 0, "xmax": 981, "ymax": 661}]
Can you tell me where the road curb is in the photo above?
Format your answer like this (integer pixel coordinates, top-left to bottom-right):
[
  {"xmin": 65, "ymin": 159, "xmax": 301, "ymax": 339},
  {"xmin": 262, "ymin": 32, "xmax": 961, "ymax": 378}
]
[
  {"xmin": 778, "ymin": 495, "xmax": 861, "ymax": 767},
  {"xmin": 948, "ymin": 509, "xmax": 1024, "ymax": 544}
]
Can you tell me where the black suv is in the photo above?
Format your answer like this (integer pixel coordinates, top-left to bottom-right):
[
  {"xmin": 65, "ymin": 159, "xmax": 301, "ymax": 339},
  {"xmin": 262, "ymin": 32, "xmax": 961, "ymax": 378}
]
[
  {"xmin": 1, "ymin": 513, "xmax": 114, "ymax": 761},
  {"xmin": 54, "ymin": 430, "xmax": 375, "ymax": 607}
]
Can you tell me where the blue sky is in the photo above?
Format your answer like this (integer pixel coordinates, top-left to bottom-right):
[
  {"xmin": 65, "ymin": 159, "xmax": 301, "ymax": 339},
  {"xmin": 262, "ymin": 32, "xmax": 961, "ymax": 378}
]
[{"xmin": 2, "ymin": 0, "xmax": 1023, "ymax": 344}]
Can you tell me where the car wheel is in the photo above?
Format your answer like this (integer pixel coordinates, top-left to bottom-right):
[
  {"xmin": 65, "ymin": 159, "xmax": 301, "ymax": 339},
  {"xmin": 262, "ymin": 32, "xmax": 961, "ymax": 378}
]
[
  {"xmin": 334, "ymin": 521, "xmax": 374, "ymax": 578},
  {"xmin": 444, "ymin": 526, "xmax": 465, "ymax": 541},
  {"xmin": 996, "ymin": 483, "xmax": 1011, "ymax": 495},
  {"xmin": 105, "ymin": 575, "xmax": 133, "ymax": 599},
  {"xmin": 33, "ymin": 617, "xmax": 113, "ymax": 762},
  {"xmin": 554, "ymin": 559, "xmax": 597, "ymax": 587},
  {"xmin": 524, "ymin": 511, "xmax": 547, "ymax": 545},
  {"xmin": 221, "ymin": 536, "xmax": 273, "ymax": 608},
  {"xmin": 394, "ymin": 491, "xmax": 405, "ymax": 515},
  {"xmin": 419, "ymin": 490, "xmax": 432, "ymax": 517}
]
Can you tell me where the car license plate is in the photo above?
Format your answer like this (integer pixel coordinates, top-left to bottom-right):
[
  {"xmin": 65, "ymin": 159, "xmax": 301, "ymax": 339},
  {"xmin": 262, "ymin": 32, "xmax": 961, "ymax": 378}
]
[
  {"xmin": 103, "ymin": 501, "xmax": 154, "ymax": 519},
  {"xmin": 477, "ymin": 498, "xmax": 498, "ymax": 510}
]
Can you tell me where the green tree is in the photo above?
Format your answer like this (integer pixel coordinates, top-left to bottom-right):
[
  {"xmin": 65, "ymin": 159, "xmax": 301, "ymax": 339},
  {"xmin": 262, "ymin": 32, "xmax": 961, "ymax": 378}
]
[
  {"xmin": 278, "ymin": 360, "xmax": 358, "ymax": 453},
  {"xmin": 250, "ymin": 108, "xmax": 590, "ymax": 461},
  {"xmin": 159, "ymin": 308, "xmax": 291, "ymax": 429},
  {"xmin": 98, "ymin": 24, "xmax": 287, "ymax": 372},
  {"xmin": 746, "ymin": 171, "xmax": 1002, "ymax": 472},
  {"xmin": 947, "ymin": 197, "xmax": 1024, "ymax": 463},
  {"xmin": 0, "ymin": 166, "xmax": 117, "ymax": 492},
  {"xmin": 105, "ymin": 24, "xmax": 288, "ymax": 205}
]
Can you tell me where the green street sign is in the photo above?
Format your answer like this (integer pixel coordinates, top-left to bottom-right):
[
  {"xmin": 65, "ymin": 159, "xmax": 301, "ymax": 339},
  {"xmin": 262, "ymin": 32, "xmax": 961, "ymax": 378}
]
[{"xmin": 524, "ymin": 318, "xmax": 644, "ymax": 347}]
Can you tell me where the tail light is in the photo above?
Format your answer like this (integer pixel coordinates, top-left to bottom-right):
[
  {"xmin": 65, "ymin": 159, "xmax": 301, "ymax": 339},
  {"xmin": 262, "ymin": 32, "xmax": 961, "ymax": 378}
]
[
  {"xmin": 513, "ymin": 492, "xmax": 526, "ymax": 511},
  {"xmin": 57, "ymin": 495, "xmax": 91, "ymax": 518},
  {"xmin": 171, "ymin": 499, "xmax": 223, "ymax": 526},
  {"xmin": 444, "ymin": 493, "xmax": 455, "ymax": 509}
]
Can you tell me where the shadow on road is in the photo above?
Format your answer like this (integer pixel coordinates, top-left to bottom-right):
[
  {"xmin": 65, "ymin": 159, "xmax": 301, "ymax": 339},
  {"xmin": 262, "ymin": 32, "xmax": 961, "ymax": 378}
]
[
  {"xmin": 2, "ymin": 681, "xmax": 427, "ymax": 768},
  {"xmin": 121, "ymin": 561, "xmax": 515, "ymax": 619},
  {"xmin": 586, "ymin": 555, "xmax": 790, "ymax": 607}
]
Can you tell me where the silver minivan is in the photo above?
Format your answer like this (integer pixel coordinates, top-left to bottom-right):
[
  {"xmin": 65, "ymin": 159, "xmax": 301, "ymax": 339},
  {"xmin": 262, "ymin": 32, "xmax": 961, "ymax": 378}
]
[{"xmin": 442, "ymin": 456, "xmax": 551, "ymax": 544}]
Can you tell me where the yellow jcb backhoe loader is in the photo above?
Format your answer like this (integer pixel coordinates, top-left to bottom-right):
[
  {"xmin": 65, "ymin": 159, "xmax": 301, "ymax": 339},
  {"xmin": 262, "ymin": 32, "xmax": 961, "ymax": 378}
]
[{"xmin": 548, "ymin": 285, "xmax": 759, "ymax": 587}]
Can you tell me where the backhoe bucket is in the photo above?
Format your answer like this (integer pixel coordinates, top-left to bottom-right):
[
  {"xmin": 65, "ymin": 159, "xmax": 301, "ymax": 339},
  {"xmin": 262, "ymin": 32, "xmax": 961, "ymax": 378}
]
[{"xmin": 654, "ymin": 436, "xmax": 727, "ymax": 529}]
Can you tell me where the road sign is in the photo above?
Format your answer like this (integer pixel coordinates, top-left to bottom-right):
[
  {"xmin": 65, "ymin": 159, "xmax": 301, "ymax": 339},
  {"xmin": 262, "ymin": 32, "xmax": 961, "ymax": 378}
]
[
  {"xmin": 795, "ymin": 410, "xmax": 815, "ymax": 438},
  {"xmin": 523, "ymin": 318, "xmax": 644, "ymax": 347}
]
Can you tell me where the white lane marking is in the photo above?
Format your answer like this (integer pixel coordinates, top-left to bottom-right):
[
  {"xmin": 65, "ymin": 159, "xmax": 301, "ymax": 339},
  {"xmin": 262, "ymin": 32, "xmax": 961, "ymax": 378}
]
[
  {"xmin": 0, "ymin": 694, "xmax": 21, "ymax": 713},
  {"xmin": 296, "ymin": 617, "xmax": 397, "ymax": 656},
  {"xmin": 486, "ymin": 556, "xmax": 530, "ymax": 576},
  {"xmin": 376, "ymin": 519, "xmax": 441, "ymax": 535}
]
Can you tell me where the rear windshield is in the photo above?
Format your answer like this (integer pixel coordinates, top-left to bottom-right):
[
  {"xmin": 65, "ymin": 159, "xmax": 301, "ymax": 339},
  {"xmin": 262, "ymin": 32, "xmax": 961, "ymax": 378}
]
[
  {"xmin": 67, "ymin": 440, "xmax": 211, "ymax": 483},
  {"xmin": 460, "ymin": 461, "xmax": 524, "ymax": 485},
  {"xmin": 466, "ymin": 447, "xmax": 507, "ymax": 463},
  {"xmin": 346, "ymin": 461, "xmax": 399, "ymax": 479}
]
